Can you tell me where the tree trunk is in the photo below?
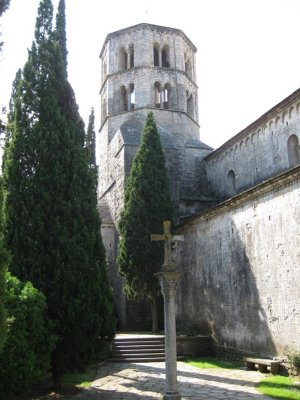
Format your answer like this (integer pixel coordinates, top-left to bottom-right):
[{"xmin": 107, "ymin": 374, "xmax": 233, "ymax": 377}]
[
  {"xmin": 149, "ymin": 294, "xmax": 159, "ymax": 333},
  {"xmin": 52, "ymin": 362, "xmax": 63, "ymax": 391}
]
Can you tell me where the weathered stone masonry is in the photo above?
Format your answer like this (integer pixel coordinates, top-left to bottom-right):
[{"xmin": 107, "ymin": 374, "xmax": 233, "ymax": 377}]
[
  {"xmin": 97, "ymin": 23, "xmax": 214, "ymax": 330},
  {"xmin": 175, "ymin": 166, "xmax": 300, "ymax": 356},
  {"xmin": 205, "ymin": 89, "xmax": 300, "ymax": 200},
  {"xmin": 97, "ymin": 23, "xmax": 300, "ymax": 354}
]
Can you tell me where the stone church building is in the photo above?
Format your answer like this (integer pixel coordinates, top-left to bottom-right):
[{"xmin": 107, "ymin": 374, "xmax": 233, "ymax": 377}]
[{"xmin": 97, "ymin": 23, "xmax": 300, "ymax": 357}]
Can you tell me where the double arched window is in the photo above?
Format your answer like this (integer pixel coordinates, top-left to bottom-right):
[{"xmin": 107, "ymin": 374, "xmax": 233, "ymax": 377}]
[
  {"xmin": 154, "ymin": 82, "xmax": 172, "ymax": 109},
  {"xmin": 119, "ymin": 83, "xmax": 135, "ymax": 112},
  {"xmin": 153, "ymin": 44, "xmax": 170, "ymax": 68},
  {"xmin": 119, "ymin": 44, "xmax": 134, "ymax": 72}
]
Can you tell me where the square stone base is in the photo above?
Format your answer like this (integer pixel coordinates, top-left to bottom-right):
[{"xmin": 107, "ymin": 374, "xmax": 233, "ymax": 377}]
[{"xmin": 162, "ymin": 392, "xmax": 181, "ymax": 400}]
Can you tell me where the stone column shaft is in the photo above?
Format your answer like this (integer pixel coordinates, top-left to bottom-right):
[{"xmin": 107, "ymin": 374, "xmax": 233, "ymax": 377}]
[
  {"xmin": 159, "ymin": 50, "xmax": 162, "ymax": 67},
  {"xmin": 157, "ymin": 271, "xmax": 181, "ymax": 400},
  {"xmin": 160, "ymin": 88, "xmax": 164, "ymax": 109}
]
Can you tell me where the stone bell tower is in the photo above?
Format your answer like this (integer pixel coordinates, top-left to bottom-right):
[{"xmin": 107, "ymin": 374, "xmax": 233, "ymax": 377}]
[{"xmin": 97, "ymin": 23, "xmax": 214, "ymax": 330}]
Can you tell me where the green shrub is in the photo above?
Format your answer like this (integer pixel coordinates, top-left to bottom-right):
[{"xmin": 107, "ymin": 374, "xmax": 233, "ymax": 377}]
[
  {"xmin": 0, "ymin": 272, "xmax": 55, "ymax": 397},
  {"xmin": 286, "ymin": 346, "xmax": 300, "ymax": 374}
]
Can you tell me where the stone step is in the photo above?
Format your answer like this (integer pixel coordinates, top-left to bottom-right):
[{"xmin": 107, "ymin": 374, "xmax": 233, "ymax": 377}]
[
  {"xmin": 113, "ymin": 339, "xmax": 165, "ymax": 344},
  {"xmin": 110, "ymin": 356, "xmax": 166, "ymax": 363},
  {"xmin": 113, "ymin": 347, "xmax": 165, "ymax": 354},
  {"xmin": 110, "ymin": 334, "xmax": 212, "ymax": 363},
  {"xmin": 110, "ymin": 336, "xmax": 167, "ymax": 363},
  {"xmin": 113, "ymin": 352, "xmax": 165, "ymax": 358},
  {"xmin": 113, "ymin": 344, "xmax": 164, "ymax": 349}
]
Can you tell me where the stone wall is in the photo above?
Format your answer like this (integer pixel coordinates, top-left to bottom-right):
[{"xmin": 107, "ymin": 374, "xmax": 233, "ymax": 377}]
[
  {"xmin": 97, "ymin": 109, "xmax": 212, "ymax": 224},
  {"xmin": 175, "ymin": 166, "xmax": 300, "ymax": 357},
  {"xmin": 206, "ymin": 89, "xmax": 300, "ymax": 199}
]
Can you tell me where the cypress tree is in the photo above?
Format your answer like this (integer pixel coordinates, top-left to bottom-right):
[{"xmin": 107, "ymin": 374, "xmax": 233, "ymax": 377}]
[
  {"xmin": 0, "ymin": 0, "xmax": 10, "ymax": 52},
  {"xmin": 85, "ymin": 107, "xmax": 96, "ymax": 168},
  {"xmin": 0, "ymin": 177, "xmax": 8, "ymax": 352},
  {"xmin": 55, "ymin": 0, "xmax": 67, "ymax": 77},
  {"xmin": 117, "ymin": 112, "xmax": 173, "ymax": 332},
  {"xmin": 4, "ymin": 0, "xmax": 115, "ymax": 387},
  {"xmin": 0, "ymin": 0, "xmax": 10, "ymax": 16}
]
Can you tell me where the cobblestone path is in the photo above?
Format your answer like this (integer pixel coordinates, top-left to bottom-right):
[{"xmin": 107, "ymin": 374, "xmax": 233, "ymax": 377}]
[{"xmin": 72, "ymin": 361, "xmax": 271, "ymax": 399}]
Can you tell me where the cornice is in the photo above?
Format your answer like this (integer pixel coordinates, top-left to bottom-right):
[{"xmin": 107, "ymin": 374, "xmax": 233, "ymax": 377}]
[
  {"xmin": 176, "ymin": 165, "xmax": 300, "ymax": 231},
  {"xmin": 205, "ymin": 88, "xmax": 300, "ymax": 161},
  {"xmin": 100, "ymin": 23, "xmax": 197, "ymax": 58}
]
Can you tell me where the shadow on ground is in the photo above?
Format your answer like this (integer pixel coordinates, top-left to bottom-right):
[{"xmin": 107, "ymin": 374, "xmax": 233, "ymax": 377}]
[{"xmin": 72, "ymin": 361, "xmax": 270, "ymax": 399}]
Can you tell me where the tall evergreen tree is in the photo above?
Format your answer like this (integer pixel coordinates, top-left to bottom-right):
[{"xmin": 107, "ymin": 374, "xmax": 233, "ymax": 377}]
[
  {"xmin": 3, "ymin": 0, "xmax": 115, "ymax": 387},
  {"xmin": 85, "ymin": 107, "xmax": 96, "ymax": 168},
  {"xmin": 0, "ymin": 0, "xmax": 10, "ymax": 16},
  {"xmin": 117, "ymin": 112, "xmax": 173, "ymax": 332},
  {"xmin": 54, "ymin": 0, "xmax": 67, "ymax": 77},
  {"xmin": 0, "ymin": 177, "xmax": 8, "ymax": 352},
  {"xmin": 0, "ymin": 0, "xmax": 11, "ymax": 52}
]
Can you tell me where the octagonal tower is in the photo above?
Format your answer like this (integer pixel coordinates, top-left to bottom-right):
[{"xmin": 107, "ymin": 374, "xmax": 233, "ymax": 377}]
[{"xmin": 97, "ymin": 24, "xmax": 214, "ymax": 329}]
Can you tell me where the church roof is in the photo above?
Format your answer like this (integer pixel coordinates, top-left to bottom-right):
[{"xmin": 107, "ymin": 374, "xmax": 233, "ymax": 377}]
[
  {"xmin": 185, "ymin": 138, "xmax": 213, "ymax": 150},
  {"xmin": 98, "ymin": 199, "xmax": 114, "ymax": 224},
  {"xmin": 100, "ymin": 23, "xmax": 197, "ymax": 57},
  {"xmin": 205, "ymin": 87, "xmax": 300, "ymax": 161},
  {"xmin": 119, "ymin": 118, "xmax": 178, "ymax": 149}
]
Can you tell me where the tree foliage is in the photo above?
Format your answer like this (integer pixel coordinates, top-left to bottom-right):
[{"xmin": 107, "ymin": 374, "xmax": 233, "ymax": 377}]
[
  {"xmin": 117, "ymin": 112, "xmax": 173, "ymax": 331},
  {"xmin": 0, "ymin": 0, "xmax": 10, "ymax": 51},
  {"xmin": 0, "ymin": 272, "xmax": 54, "ymax": 397},
  {"xmin": 3, "ymin": 0, "xmax": 115, "ymax": 385},
  {"xmin": 0, "ymin": 177, "xmax": 8, "ymax": 352},
  {"xmin": 54, "ymin": 0, "xmax": 67, "ymax": 77},
  {"xmin": 0, "ymin": 0, "xmax": 10, "ymax": 16},
  {"xmin": 86, "ymin": 107, "xmax": 96, "ymax": 168}
]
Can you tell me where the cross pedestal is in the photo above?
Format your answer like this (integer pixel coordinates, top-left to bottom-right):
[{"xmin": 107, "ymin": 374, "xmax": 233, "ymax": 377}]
[
  {"xmin": 151, "ymin": 221, "xmax": 183, "ymax": 400},
  {"xmin": 156, "ymin": 270, "xmax": 181, "ymax": 400}
]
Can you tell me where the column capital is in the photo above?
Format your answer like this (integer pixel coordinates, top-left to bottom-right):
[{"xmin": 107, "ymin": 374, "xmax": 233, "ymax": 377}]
[{"xmin": 155, "ymin": 271, "xmax": 181, "ymax": 299}]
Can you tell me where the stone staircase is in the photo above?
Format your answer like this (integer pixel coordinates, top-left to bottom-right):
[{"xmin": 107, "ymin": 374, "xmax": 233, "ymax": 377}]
[{"xmin": 110, "ymin": 336, "xmax": 166, "ymax": 363}]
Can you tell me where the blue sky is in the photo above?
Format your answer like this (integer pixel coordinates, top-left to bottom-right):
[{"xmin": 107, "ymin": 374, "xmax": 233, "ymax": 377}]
[{"xmin": 1, "ymin": 0, "xmax": 300, "ymax": 149}]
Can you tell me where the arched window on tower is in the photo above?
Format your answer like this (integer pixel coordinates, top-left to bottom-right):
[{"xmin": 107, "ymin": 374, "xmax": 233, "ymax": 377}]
[
  {"xmin": 153, "ymin": 44, "xmax": 159, "ymax": 66},
  {"xmin": 287, "ymin": 134, "xmax": 300, "ymax": 167},
  {"xmin": 101, "ymin": 95, "xmax": 107, "ymax": 122},
  {"xmin": 163, "ymin": 83, "xmax": 171, "ymax": 109},
  {"xmin": 154, "ymin": 81, "xmax": 162, "ymax": 108},
  {"xmin": 128, "ymin": 44, "xmax": 134, "ymax": 68},
  {"xmin": 185, "ymin": 58, "xmax": 193, "ymax": 80},
  {"xmin": 162, "ymin": 45, "xmax": 170, "ymax": 68},
  {"xmin": 102, "ymin": 57, "xmax": 107, "ymax": 83},
  {"xmin": 186, "ymin": 91, "xmax": 194, "ymax": 119},
  {"xmin": 129, "ymin": 83, "xmax": 135, "ymax": 110},
  {"xmin": 119, "ymin": 47, "xmax": 127, "ymax": 72},
  {"xmin": 227, "ymin": 170, "xmax": 236, "ymax": 197},
  {"xmin": 120, "ymin": 85, "xmax": 128, "ymax": 112}
]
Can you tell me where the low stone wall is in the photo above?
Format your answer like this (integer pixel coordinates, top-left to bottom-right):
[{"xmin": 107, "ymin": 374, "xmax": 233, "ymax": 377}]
[
  {"xmin": 177, "ymin": 335, "xmax": 212, "ymax": 357},
  {"xmin": 213, "ymin": 344, "xmax": 261, "ymax": 362}
]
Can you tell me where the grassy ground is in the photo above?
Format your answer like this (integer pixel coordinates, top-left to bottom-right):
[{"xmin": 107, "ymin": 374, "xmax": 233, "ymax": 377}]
[
  {"xmin": 184, "ymin": 356, "xmax": 243, "ymax": 370},
  {"xmin": 257, "ymin": 375, "xmax": 300, "ymax": 400},
  {"xmin": 14, "ymin": 365, "xmax": 97, "ymax": 400},
  {"xmin": 185, "ymin": 357, "xmax": 300, "ymax": 400},
  {"xmin": 63, "ymin": 366, "xmax": 97, "ymax": 388}
]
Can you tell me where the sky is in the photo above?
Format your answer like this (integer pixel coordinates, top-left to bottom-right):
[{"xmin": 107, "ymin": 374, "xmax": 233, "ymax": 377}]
[{"xmin": 0, "ymin": 0, "xmax": 300, "ymax": 149}]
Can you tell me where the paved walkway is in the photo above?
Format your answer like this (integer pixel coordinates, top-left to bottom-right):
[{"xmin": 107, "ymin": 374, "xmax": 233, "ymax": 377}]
[{"xmin": 72, "ymin": 361, "xmax": 271, "ymax": 400}]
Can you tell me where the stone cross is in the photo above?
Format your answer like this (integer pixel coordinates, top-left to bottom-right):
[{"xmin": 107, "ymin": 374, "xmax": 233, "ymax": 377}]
[
  {"xmin": 151, "ymin": 221, "xmax": 184, "ymax": 271},
  {"xmin": 151, "ymin": 221, "xmax": 184, "ymax": 400}
]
